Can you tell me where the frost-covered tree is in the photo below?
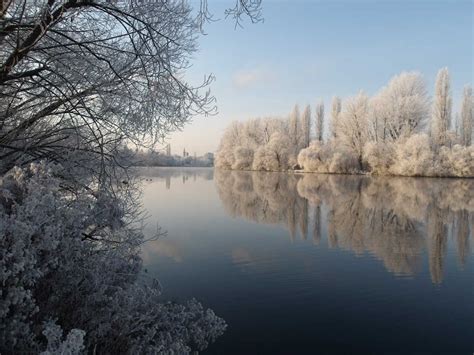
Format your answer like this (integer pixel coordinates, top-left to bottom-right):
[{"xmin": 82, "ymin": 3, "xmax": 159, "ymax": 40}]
[
  {"xmin": 242, "ymin": 119, "xmax": 265, "ymax": 149},
  {"xmin": 460, "ymin": 85, "xmax": 473, "ymax": 146},
  {"xmin": 315, "ymin": 100, "xmax": 325, "ymax": 142},
  {"xmin": 330, "ymin": 96, "xmax": 342, "ymax": 138},
  {"xmin": 302, "ymin": 105, "xmax": 311, "ymax": 148},
  {"xmin": 215, "ymin": 117, "xmax": 288, "ymax": 170},
  {"xmin": 289, "ymin": 104, "xmax": 302, "ymax": 156},
  {"xmin": 431, "ymin": 67, "xmax": 452, "ymax": 147},
  {"xmin": 337, "ymin": 92, "xmax": 370, "ymax": 169},
  {"xmin": 0, "ymin": 0, "xmax": 217, "ymax": 177},
  {"xmin": 370, "ymin": 72, "xmax": 430, "ymax": 142},
  {"xmin": 215, "ymin": 121, "xmax": 243, "ymax": 169},
  {"xmin": 454, "ymin": 113, "xmax": 461, "ymax": 140},
  {"xmin": 0, "ymin": 0, "xmax": 264, "ymax": 180}
]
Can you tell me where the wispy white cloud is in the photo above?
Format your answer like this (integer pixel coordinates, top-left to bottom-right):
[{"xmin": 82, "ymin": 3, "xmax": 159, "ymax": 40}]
[{"xmin": 232, "ymin": 68, "xmax": 275, "ymax": 89}]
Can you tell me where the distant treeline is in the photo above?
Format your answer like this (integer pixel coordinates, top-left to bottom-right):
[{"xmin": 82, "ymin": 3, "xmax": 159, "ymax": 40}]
[
  {"xmin": 119, "ymin": 147, "xmax": 214, "ymax": 167},
  {"xmin": 215, "ymin": 68, "xmax": 473, "ymax": 177}
]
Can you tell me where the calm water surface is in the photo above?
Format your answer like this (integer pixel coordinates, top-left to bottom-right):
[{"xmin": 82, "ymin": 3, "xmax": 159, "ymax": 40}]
[{"xmin": 139, "ymin": 167, "xmax": 473, "ymax": 354}]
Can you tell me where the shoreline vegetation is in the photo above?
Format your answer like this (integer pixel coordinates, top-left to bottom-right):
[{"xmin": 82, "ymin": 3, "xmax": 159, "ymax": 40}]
[
  {"xmin": 216, "ymin": 167, "xmax": 473, "ymax": 179},
  {"xmin": 215, "ymin": 69, "xmax": 473, "ymax": 178}
]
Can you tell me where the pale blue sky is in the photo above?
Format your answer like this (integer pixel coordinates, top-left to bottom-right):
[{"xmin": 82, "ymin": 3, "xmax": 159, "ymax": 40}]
[{"xmin": 167, "ymin": 0, "xmax": 473, "ymax": 156}]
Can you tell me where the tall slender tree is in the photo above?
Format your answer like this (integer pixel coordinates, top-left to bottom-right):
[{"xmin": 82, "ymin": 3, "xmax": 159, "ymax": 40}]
[
  {"xmin": 460, "ymin": 85, "xmax": 473, "ymax": 146},
  {"xmin": 454, "ymin": 113, "xmax": 460, "ymax": 139},
  {"xmin": 301, "ymin": 105, "xmax": 311, "ymax": 148},
  {"xmin": 431, "ymin": 67, "xmax": 452, "ymax": 147},
  {"xmin": 330, "ymin": 96, "xmax": 342, "ymax": 138},
  {"xmin": 315, "ymin": 100, "xmax": 325, "ymax": 142},
  {"xmin": 289, "ymin": 104, "xmax": 301, "ymax": 153}
]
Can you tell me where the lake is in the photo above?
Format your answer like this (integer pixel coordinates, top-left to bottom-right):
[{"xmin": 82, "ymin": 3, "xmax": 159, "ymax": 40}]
[{"xmin": 139, "ymin": 167, "xmax": 473, "ymax": 354}]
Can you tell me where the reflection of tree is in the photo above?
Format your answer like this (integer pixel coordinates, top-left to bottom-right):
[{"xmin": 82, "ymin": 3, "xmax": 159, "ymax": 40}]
[
  {"xmin": 327, "ymin": 209, "xmax": 338, "ymax": 248},
  {"xmin": 215, "ymin": 169, "xmax": 473, "ymax": 284},
  {"xmin": 365, "ymin": 208, "xmax": 424, "ymax": 276},
  {"xmin": 455, "ymin": 210, "xmax": 470, "ymax": 267},
  {"xmin": 137, "ymin": 167, "xmax": 214, "ymax": 181},
  {"xmin": 312, "ymin": 205, "xmax": 322, "ymax": 245},
  {"xmin": 427, "ymin": 207, "xmax": 448, "ymax": 284},
  {"xmin": 299, "ymin": 175, "xmax": 473, "ymax": 281},
  {"xmin": 298, "ymin": 198, "xmax": 309, "ymax": 240},
  {"xmin": 215, "ymin": 170, "xmax": 308, "ymax": 240}
]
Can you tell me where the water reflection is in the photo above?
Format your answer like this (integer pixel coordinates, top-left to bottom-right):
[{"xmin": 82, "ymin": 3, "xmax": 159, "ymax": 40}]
[
  {"xmin": 215, "ymin": 170, "xmax": 473, "ymax": 284},
  {"xmin": 138, "ymin": 167, "xmax": 213, "ymax": 190}
]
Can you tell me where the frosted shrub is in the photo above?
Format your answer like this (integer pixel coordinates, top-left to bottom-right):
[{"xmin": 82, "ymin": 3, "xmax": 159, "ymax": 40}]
[
  {"xmin": 363, "ymin": 141, "xmax": 394, "ymax": 175},
  {"xmin": 328, "ymin": 150, "xmax": 360, "ymax": 174},
  {"xmin": 252, "ymin": 146, "xmax": 271, "ymax": 171},
  {"xmin": 297, "ymin": 142, "xmax": 359, "ymax": 174},
  {"xmin": 253, "ymin": 146, "xmax": 283, "ymax": 171},
  {"xmin": 215, "ymin": 148, "xmax": 234, "ymax": 169},
  {"xmin": 438, "ymin": 145, "xmax": 474, "ymax": 177},
  {"xmin": 390, "ymin": 134, "xmax": 434, "ymax": 176},
  {"xmin": 232, "ymin": 146, "xmax": 254, "ymax": 170},
  {"xmin": 252, "ymin": 133, "xmax": 290, "ymax": 171},
  {"xmin": 297, "ymin": 142, "xmax": 330, "ymax": 172},
  {"xmin": 41, "ymin": 321, "xmax": 85, "ymax": 355},
  {"xmin": 0, "ymin": 163, "xmax": 226, "ymax": 353},
  {"xmin": 390, "ymin": 135, "xmax": 473, "ymax": 177}
]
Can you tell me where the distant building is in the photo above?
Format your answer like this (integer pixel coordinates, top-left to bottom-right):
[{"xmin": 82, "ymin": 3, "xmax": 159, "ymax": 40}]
[{"xmin": 204, "ymin": 152, "xmax": 214, "ymax": 164}]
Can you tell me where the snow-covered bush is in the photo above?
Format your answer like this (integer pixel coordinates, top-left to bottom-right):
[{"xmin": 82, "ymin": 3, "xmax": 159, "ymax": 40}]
[
  {"xmin": 253, "ymin": 146, "xmax": 276, "ymax": 171},
  {"xmin": 388, "ymin": 134, "xmax": 473, "ymax": 177},
  {"xmin": 0, "ymin": 162, "xmax": 226, "ymax": 353},
  {"xmin": 215, "ymin": 148, "xmax": 234, "ymax": 169},
  {"xmin": 252, "ymin": 133, "xmax": 290, "ymax": 171},
  {"xmin": 297, "ymin": 142, "xmax": 330, "ymax": 172},
  {"xmin": 232, "ymin": 146, "xmax": 254, "ymax": 170},
  {"xmin": 328, "ymin": 149, "xmax": 360, "ymax": 174},
  {"xmin": 40, "ymin": 321, "xmax": 85, "ymax": 355},
  {"xmin": 363, "ymin": 141, "xmax": 394, "ymax": 175},
  {"xmin": 437, "ymin": 145, "xmax": 474, "ymax": 177},
  {"xmin": 451, "ymin": 145, "xmax": 474, "ymax": 177},
  {"xmin": 390, "ymin": 134, "xmax": 434, "ymax": 176},
  {"xmin": 297, "ymin": 142, "xmax": 359, "ymax": 174}
]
